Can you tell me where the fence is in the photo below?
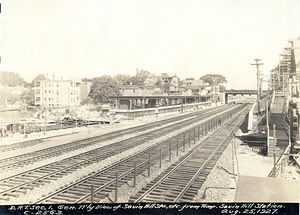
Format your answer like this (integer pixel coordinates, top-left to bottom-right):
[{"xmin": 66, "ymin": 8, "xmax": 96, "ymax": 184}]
[{"xmin": 115, "ymin": 101, "xmax": 212, "ymax": 118}]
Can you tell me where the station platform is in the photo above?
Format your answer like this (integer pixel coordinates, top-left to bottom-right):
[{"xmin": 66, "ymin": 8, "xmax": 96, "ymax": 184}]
[{"xmin": 235, "ymin": 175, "xmax": 299, "ymax": 202}]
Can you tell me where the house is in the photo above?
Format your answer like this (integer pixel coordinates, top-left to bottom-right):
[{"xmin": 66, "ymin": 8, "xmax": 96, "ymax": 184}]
[{"xmin": 34, "ymin": 78, "xmax": 91, "ymax": 108}]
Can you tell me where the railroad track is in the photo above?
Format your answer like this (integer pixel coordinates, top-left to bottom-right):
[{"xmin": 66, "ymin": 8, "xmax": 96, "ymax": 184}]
[
  {"xmin": 0, "ymin": 105, "xmax": 238, "ymax": 202},
  {"xmin": 0, "ymin": 132, "xmax": 80, "ymax": 153},
  {"xmin": 0, "ymin": 106, "xmax": 228, "ymax": 172},
  {"xmin": 130, "ymin": 105, "xmax": 250, "ymax": 203},
  {"xmin": 29, "ymin": 104, "xmax": 246, "ymax": 204}
]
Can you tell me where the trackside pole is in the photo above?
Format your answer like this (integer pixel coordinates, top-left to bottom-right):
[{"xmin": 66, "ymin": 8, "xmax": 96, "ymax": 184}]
[
  {"xmin": 194, "ymin": 128, "xmax": 196, "ymax": 144},
  {"xmin": 134, "ymin": 158, "xmax": 136, "ymax": 187},
  {"xmin": 177, "ymin": 137, "xmax": 179, "ymax": 156},
  {"xmin": 273, "ymin": 124, "xmax": 276, "ymax": 155},
  {"xmin": 115, "ymin": 171, "xmax": 118, "ymax": 203},
  {"xmin": 273, "ymin": 154, "xmax": 276, "ymax": 178},
  {"xmin": 148, "ymin": 152, "xmax": 151, "ymax": 177},
  {"xmin": 189, "ymin": 131, "xmax": 190, "ymax": 147},
  {"xmin": 183, "ymin": 133, "xmax": 185, "ymax": 152},
  {"xmin": 159, "ymin": 147, "xmax": 162, "ymax": 168},
  {"xmin": 91, "ymin": 185, "xmax": 94, "ymax": 203},
  {"xmin": 169, "ymin": 142, "xmax": 171, "ymax": 161}
]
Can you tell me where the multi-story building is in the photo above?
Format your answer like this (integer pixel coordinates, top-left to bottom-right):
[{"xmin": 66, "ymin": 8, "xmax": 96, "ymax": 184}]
[
  {"xmin": 161, "ymin": 73, "xmax": 179, "ymax": 92},
  {"xmin": 288, "ymin": 36, "xmax": 300, "ymax": 142},
  {"xmin": 34, "ymin": 78, "xmax": 91, "ymax": 108},
  {"xmin": 272, "ymin": 36, "xmax": 300, "ymax": 143}
]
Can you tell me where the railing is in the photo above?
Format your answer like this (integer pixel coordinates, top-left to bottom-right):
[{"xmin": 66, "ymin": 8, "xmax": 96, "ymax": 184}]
[
  {"xmin": 283, "ymin": 120, "xmax": 291, "ymax": 147},
  {"xmin": 268, "ymin": 146, "xmax": 290, "ymax": 178},
  {"xmin": 268, "ymin": 121, "xmax": 291, "ymax": 178},
  {"xmin": 274, "ymin": 90, "xmax": 289, "ymax": 98}
]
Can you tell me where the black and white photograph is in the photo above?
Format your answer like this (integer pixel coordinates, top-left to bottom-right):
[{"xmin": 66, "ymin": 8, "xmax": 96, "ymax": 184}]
[{"xmin": 0, "ymin": 1, "xmax": 299, "ymax": 214}]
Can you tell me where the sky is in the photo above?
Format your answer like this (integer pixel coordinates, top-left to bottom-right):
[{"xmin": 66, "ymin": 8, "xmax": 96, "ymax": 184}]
[{"xmin": 1, "ymin": 0, "xmax": 300, "ymax": 90}]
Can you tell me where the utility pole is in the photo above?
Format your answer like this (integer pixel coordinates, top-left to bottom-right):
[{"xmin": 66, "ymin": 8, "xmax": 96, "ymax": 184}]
[
  {"xmin": 251, "ymin": 58, "xmax": 264, "ymax": 113},
  {"xmin": 44, "ymin": 74, "xmax": 48, "ymax": 134}
]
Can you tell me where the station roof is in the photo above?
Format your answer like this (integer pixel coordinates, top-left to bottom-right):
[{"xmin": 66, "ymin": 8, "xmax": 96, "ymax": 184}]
[{"xmin": 234, "ymin": 175, "xmax": 299, "ymax": 203}]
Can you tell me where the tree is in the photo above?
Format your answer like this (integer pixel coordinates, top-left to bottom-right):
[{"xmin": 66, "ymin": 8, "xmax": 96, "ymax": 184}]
[
  {"xmin": 88, "ymin": 75, "xmax": 121, "ymax": 104},
  {"xmin": 219, "ymin": 85, "xmax": 226, "ymax": 92},
  {"xmin": 134, "ymin": 69, "xmax": 151, "ymax": 85},
  {"xmin": 0, "ymin": 90, "xmax": 20, "ymax": 106},
  {"xmin": 31, "ymin": 74, "xmax": 47, "ymax": 87},
  {"xmin": 82, "ymin": 77, "xmax": 93, "ymax": 82},
  {"xmin": 1, "ymin": 71, "xmax": 28, "ymax": 87},
  {"xmin": 114, "ymin": 74, "xmax": 131, "ymax": 85},
  {"xmin": 155, "ymin": 79, "xmax": 163, "ymax": 88},
  {"xmin": 20, "ymin": 89, "xmax": 35, "ymax": 106},
  {"xmin": 199, "ymin": 74, "xmax": 227, "ymax": 85}
]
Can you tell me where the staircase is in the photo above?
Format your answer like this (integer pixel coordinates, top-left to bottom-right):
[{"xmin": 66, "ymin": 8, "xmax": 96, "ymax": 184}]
[
  {"xmin": 268, "ymin": 97, "xmax": 289, "ymax": 156},
  {"xmin": 269, "ymin": 98, "xmax": 286, "ymax": 129}
]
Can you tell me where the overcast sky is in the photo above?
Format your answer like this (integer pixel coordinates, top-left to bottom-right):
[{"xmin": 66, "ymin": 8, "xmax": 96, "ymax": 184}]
[{"xmin": 1, "ymin": 0, "xmax": 300, "ymax": 89}]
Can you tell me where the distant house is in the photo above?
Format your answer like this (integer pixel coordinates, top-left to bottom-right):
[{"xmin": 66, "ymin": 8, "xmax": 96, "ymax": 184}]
[
  {"xmin": 34, "ymin": 78, "xmax": 91, "ymax": 108},
  {"xmin": 120, "ymin": 85, "xmax": 158, "ymax": 96},
  {"xmin": 161, "ymin": 73, "xmax": 179, "ymax": 93},
  {"xmin": 180, "ymin": 79, "xmax": 222, "ymax": 102}
]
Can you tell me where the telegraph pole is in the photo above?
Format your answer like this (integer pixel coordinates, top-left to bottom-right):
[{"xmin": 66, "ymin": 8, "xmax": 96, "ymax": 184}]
[{"xmin": 251, "ymin": 58, "xmax": 264, "ymax": 113}]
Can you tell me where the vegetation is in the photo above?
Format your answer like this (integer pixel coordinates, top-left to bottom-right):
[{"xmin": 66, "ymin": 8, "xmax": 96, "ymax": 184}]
[
  {"xmin": 20, "ymin": 89, "xmax": 35, "ymax": 106},
  {"xmin": 1, "ymin": 70, "xmax": 229, "ymax": 106},
  {"xmin": 30, "ymin": 74, "xmax": 48, "ymax": 87},
  {"xmin": 0, "ymin": 90, "xmax": 21, "ymax": 107},
  {"xmin": 199, "ymin": 74, "xmax": 227, "ymax": 85},
  {"xmin": 200, "ymin": 74, "xmax": 227, "ymax": 92},
  {"xmin": 88, "ymin": 75, "xmax": 121, "ymax": 104},
  {"xmin": 1, "ymin": 71, "xmax": 29, "ymax": 87}
]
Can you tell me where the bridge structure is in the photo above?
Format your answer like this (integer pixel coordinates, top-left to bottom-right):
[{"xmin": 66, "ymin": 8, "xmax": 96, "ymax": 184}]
[{"xmin": 224, "ymin": 89, "xmax": 270, "ymax": 104}]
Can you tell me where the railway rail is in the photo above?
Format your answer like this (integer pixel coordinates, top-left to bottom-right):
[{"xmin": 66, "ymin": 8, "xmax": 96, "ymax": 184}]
[
  {"xmin": 130, "ymin": 105, "xmax": 250, "ymax": 203},
  {"xmin": 29, "ymin": 104, "xmax": 247, "ymax": 204},
  {"xmin": 0, "ymin": 106, "xmax": 227, "ymax": 171},
  {"xmin": 0, "ymin": 105, "xmax": 239, "ymax": 201}
]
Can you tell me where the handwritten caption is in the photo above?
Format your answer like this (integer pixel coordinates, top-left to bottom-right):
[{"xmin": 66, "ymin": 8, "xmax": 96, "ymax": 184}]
[{"xmin": 6, "ymin": 203, "xmax": 286, "ymax": 215}]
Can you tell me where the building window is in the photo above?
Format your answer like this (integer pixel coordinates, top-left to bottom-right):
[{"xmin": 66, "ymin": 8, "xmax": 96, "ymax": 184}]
[
  {"xmin": 56, "ymin": 98, "xmax": 59, "ymax": 103},
  {"xmin": 133, "ymin": 89, "xmax": 135, "ymax": 93},
  {"xmin": 57, "ymin": 90, "xmax": 59, "ymax": 95},
  {"xmin": 57, "ymin": 83, "xmax": 59, "ymax": 87},
  {"xmin": 36, "ymin": 90, "xmax": 40, "ymax": 94},
  {"xmin": 36, "ymin": 97, "xmax": 40, "ymax": 102}
]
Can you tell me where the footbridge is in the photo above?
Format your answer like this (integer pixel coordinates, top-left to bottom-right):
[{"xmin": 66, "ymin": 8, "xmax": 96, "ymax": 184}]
[{"xmin": 224, "ymin": 90, "xmax": 270, "ymax": 104}]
